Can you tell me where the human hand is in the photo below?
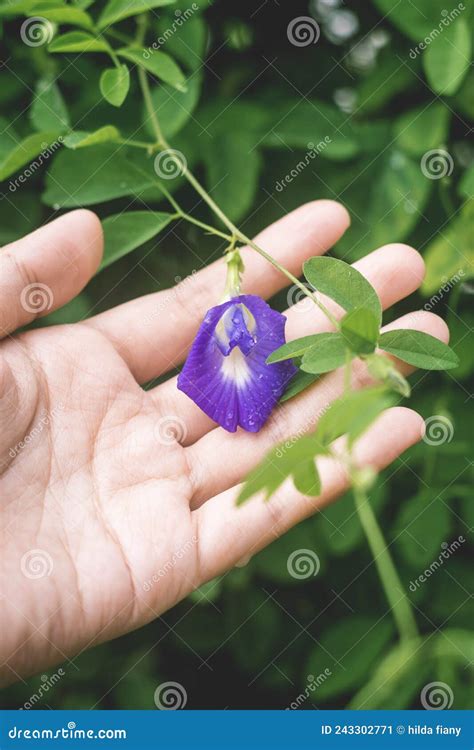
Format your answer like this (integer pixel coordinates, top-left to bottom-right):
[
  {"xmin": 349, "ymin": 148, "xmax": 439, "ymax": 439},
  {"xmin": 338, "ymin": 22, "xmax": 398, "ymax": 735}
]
[{"xmin": 0, "ymin": 202, "xmax": 448, "ymax": 685}]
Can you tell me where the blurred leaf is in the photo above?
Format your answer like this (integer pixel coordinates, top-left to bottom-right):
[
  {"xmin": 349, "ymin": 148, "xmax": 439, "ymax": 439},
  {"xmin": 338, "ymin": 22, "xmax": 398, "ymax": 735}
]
[
  {"xmin": 348, "ymin": 638, "xmax": 431, "ymax": 709},
  {"xmin": 422, "ymin": 202, "xmax": 474, "ymax": 293},
  {"xmin": 452, "ymin": 69, "xmax": 474, "ymax": 119},
  {"xmin": 118, "ymin": 47, "xmax": 187, "ymax": 91},
  {"xmin": 254, "ymin": 517, "xmax": 324, "ymax": 584},
  {"xmin": 305, "ymin": 617, "xmax": 393, "ymax": 700},
  {"xmin": 304, "ymin": 256, "xmax": 382, "ymax": 326},
  {"xmin": 49, "ymin": 30, "xmax": 109, "ymax": 52},
  {"xmin": 280, "ymin": 370, "xmax": 319, "ymax": 403},
  {"xmin": 97, "ymin": 0, "xmax": 175, "ymax": 29},
  {"xmin": 355, "ymin": 54, "xmax": 418, "ymax": 115},
  {"xmin": 394, "ymin": 102, "xmax": 450, "ymax": 157},
  {"xmin": 316, "ymin": 387, "xmax": 395, "ymax": 447},
  {"xmin": 300, "ymin": 333, "xmax": 348, "ymax": 374},
  {"xmin": 372, "ymin": 0, "xmax": 456, "ymax": 40},
  {"xmin": 189, "ymin": 578, "xmax": 222, "ymax": 605},
  {"xmin": 0, "ymin": 131, "xmax": 61, "ymax": 181},
  {"xmin": 318, "ymin": 483, "xmax": 386, "ymax": 556},
  {"xmin": 237, "ymin": 434, "xmax": 323, "ymax": 505},
  {"xmin": 393, "ymin": 491, "xmax": 451, "ymax": 568},
  {"xmin": 100, "ymin": 211, "xmax": 174, "ymax": 270},
  {"xmin": 262, "ymin": 99, "xmax": 359, "ymax": 160},
  {"xmin": 63, "ymin": 125, "xmax": 120, "ymax": 149},
  {"xmin": 423, "ymin": 19, "xmax": 471, "ymax": 95},
  {"xmin": 100, "ymin": 65, "xmax": 130, "ymax": 107},
  {"xmin": 340, "ymin": 308, "xmax": 379, "ymax": 355},
  {"xmin": 379, "ymin": 330, "xmax": 459, "ymax": 369},
  {"xmin": 30, "ymin": 77, "xmax": 70, "ymax": 132},
  {"xmin": 43, "ymin": 144, "xmax": 156, "ymax": 206},
  {"xmin": 204, "ymin": 132, "xmax": 261, "ymax": 223}
]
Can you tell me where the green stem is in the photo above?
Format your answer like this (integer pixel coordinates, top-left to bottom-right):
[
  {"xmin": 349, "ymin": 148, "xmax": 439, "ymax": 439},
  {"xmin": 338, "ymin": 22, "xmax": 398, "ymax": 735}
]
[
  {"xmin": 353, "ymin": 486, "xmax": 419, "ymax": 643},
  {"xmin": 116, "ymin": 137, "xmax": 157, "ymax": 151}
]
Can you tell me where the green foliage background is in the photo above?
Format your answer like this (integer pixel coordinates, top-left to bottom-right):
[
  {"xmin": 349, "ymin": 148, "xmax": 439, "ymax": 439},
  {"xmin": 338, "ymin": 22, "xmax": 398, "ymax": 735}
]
[{"xmin": 1, "ymin": 0, "xmax": 473, "ymax": 709}]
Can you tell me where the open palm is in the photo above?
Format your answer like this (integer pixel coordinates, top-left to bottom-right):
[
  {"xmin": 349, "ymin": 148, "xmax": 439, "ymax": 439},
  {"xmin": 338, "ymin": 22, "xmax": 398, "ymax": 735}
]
[{"xmin": 0, "ymin": 203, "xmax": 448, "ymax": 685}]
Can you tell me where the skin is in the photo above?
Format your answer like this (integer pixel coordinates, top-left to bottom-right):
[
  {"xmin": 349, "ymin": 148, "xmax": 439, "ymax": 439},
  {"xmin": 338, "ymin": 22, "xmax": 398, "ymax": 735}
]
[{"xmin": 0, "ymin": 203, "xmax": 449, "ymax": 686}]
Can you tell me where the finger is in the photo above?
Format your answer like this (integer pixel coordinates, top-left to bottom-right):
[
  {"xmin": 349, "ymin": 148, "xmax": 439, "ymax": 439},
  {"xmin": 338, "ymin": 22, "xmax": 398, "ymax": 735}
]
[
  {"xmin": 154, "ymin": 243, "xmax": 425, "ymax": 445},
  {"xmin": 0, "ymin": 210, "xmax": 103, "ymax": 338},
  {"xmin": 187, "ymin": 311, "xmax": 449, "ymax": 506},
  {"xmin": 87, "ymin": 200, "xmax": 350, "ymax": 382},
  {"xmin": 193, "ymin": 407, "xmax": 424, "ymax": 581}
]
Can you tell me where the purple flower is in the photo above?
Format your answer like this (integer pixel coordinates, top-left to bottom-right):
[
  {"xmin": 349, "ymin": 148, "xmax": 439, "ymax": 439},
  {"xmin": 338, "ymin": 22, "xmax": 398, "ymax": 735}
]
[{"xmin": 177, "ymin": 294, "xmax": 296, "ymax": 432}]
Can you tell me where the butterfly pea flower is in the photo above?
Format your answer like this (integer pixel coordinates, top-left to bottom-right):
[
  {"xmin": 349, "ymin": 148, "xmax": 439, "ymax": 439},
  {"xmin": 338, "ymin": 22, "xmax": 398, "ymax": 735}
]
[{"xmin": 177, "ymin": 294, "xmax": 296, "ymax": 433}]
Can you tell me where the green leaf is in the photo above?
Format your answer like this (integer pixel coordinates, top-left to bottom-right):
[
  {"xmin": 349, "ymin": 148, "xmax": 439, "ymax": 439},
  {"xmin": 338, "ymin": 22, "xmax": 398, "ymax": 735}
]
[
  {"xmin": 63, "ymin": 126, "xmax": 120, "ymax": 149},
  {"xmin": 423, "ymin": 19, "xmax": 471, "ymax": 95},
  {"xmin": 393, "ymin": 491, "xmax": 451, "ymax": 568},
  {"xmin": 372, "ymin": 0, "xmax": 456, "ymax": 41},
  {"xmin": 316, "ymin": 387, "xmax": 395, "ymax": 447},
  {"xmin": 145, "ymin": 73, "xmax": 202, "ymax": 139},
  {"xmin": 304, "ymin": 256, "xmax": 382, "ymax": 326},
  {"xmin": 262, "ymin": 99, "xmax": 359, "ymax": 160},
  {"xmin": 100, "ymin": 211, "xmax": 174, "ymax": 271},
  {"xmin": 29, "ymin": 1, "xmax": 93, "ymax": 29},
  {"xmin": 459, "ymin": 165, "xmax": 474, "ymax": 199},
  {"xmin": 204, "ymin": 132, "xmax": 261, "ymax": 222},
  {"xmin": 366, "ymin": 354, "xmax": 411, "ymax": 398},
  {"xmin": 118, "ymin": 46, "xmax": 187, "ymax": 92},
  {"xmin": 300, "ymin": 333, "xmax": 348, "ymax": 374},
  {"xmin": 30, "ymin": 77, "xmax": 70, "ymax": 132},
  {"xmin": 378, "ymin": 330, "xmax": 460, "ymax": 370},
  {"xmin": 43, "ymin": 145, "xmax": 156, "ymax": 207},
  {"xmin": 97, "ymin": 0, "xmax": 175, "ymax": 30},
  {"xmin": 279, "ymin": 370, "xmax": 319, "ymax": 403},
  {"xmin": 340, "ymin": 308, "xmax": 379, "ymax": 355},
  {"xmin": 237, "ymin": 435, "xmax": 323, "ymax": 505},
  {"xmin": 305, "ymin": 617, "xmax": 393, "ymax": 700},
  {"xmin": 48, "ymin": 31, "xmax": 109, "ymax": 52},
  {"xmin": 422, "ymin": 202, "xmax": 474, "ymax": 293},
  {"xmin": 394, "ymin": 102, "xmax": 450, "ymax": 158},
  {"xmin": 267, "ymin": 334, "xmax": 332, "ymax": 364},
  {"xmin": 0, "ymin": 131, "xmax": 61, "ymax": 181},
  {"xmin": 100, "ymin": 65, "xmax": 130, "ymax": 107}
]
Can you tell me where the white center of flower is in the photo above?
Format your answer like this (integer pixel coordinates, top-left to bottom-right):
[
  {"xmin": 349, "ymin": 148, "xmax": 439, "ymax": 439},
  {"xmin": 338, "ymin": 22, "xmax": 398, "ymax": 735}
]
[{"xmin": 220, "ymin": 346, "xmax": 251, "ymax": 387}]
